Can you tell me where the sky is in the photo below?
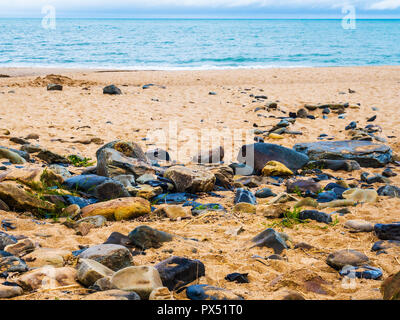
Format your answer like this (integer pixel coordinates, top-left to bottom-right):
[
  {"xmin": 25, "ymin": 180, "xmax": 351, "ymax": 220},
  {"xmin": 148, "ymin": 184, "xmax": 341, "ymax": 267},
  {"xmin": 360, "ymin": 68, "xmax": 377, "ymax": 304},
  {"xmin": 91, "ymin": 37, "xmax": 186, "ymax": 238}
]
[{"xmin": 1, "ymin": 0, "xmax": 400, "ymax": 18}]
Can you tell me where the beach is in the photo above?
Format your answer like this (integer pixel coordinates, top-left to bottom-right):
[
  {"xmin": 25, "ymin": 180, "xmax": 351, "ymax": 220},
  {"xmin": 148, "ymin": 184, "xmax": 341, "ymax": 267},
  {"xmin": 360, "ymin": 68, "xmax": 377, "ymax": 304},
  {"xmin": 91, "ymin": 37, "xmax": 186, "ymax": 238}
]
[{"xmin": 1, "ymin": 65, "xmax": 400, "ymax": 300}]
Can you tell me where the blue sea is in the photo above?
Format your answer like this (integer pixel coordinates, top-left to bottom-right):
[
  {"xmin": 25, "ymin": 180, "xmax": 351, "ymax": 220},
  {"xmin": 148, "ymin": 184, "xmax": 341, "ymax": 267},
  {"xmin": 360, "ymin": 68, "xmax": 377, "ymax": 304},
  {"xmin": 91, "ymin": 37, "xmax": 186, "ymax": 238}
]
[{"xmin": 1, "ymin": 19, "xmax": 400, "ymax": 69}]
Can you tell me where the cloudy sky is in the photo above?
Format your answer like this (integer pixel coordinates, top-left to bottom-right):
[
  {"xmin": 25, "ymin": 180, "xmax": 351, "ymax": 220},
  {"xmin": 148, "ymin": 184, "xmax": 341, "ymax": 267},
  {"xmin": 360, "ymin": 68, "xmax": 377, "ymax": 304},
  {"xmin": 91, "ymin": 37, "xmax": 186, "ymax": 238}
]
[{"xmin": 1, "ymin": 0, "xmax": 400, "ymax": 18}]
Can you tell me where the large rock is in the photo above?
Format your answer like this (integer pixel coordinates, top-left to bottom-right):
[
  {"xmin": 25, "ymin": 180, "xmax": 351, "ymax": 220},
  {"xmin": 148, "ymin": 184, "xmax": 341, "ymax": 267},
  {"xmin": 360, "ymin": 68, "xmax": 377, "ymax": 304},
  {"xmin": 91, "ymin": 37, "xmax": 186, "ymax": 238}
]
[
  {"xmin": 381, "ymin": 270, "xmax": 400, "ymax": 300},
  {"xmin": 374, "ymin": 223, "xmax": 400, "ymax": 241},
  {"xmin": 2, "ymin": 167, "xmax": 64, "ymax": 190},
  {"xmin": 326, "ymin": 249, "xmax": 369, "ymax": 270},
  {"xmin": 81, "ymin": 197, "xmax": 151, "ymax": 221},
  {"xmin": 155, "ymin": 256, "xmax": 205, "ymax": 291},
  {"xmin": 16, "ymin": 266, "xmax": 78, "ymax": 291},
  {"xmin": 23, "ymin": 248, "xmax": 71, "ymax": 268},
  {"xmin": 237, "ymin": 143, "xmax": 309, "ymax": 173},
  {"xmin": 77, "ymin": 259, "xmax": 115, "ymax": 287},
  {"xmin": 79, "ymin": 244, "xmax": 134, "ymax": 271},
  {"xmin": 294, "ymin": 140, "xmax": 392, "ymax": 168},
  {"xmin": 0, "ymin": 182, "xmax": 55, "ymax": 215},
  {"xmin": 128, "ymin": 226, "xmax": 173, "ymax": 250},
  {"xmin": 111, "ymin": 266, "xmax": 163, "ymax": 299},
  {"xmin": 164, "ymin": 166, "xmax": 216, "ymax": 193}
]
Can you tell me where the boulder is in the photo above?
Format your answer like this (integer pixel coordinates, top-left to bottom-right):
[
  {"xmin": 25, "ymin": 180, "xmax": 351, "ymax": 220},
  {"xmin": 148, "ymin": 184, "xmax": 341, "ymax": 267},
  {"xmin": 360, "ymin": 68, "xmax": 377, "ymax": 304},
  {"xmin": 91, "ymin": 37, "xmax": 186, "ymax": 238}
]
[
  {"xmin": 2, "ymin": 167, "xmax": 64, "ymax": 189},
  {"xmin": 326, "ymin": 249, "xmax": 369, "ymax": 270},
  {"xmin": 378, "ymin": 185, "xmax": 400, "ymax": 198},
  {"xmin": 344, "ymin": 220, "xmax": 374, "ymax": 233},
  {"xmin": 77, "ymin": 259, "xmax": 115, "ymax": 287},
  {"xmin": 299, "ymin": 210, "xmax": 332, "ymax": 224},
  {"xmin": 342, "ymin": 188, "xmax": 378, "ymax": 203},
  {"xmin": 79, "ymin": 244, "xmax": 133, "ymax": 271},
  {"xmin": 81, "ymin": 197, "xmax": 151, "ymax": 221},
  {"xmin": 153, "ymin": 205, "xmax": 192, "ymax": 220},
  {"xmin": 0, "ymin": 255, "xmax": 29, "ymax": 274},
  {"xmin": 294, "ymin": 140, "xmax": 392, "ymax": 168},
  {"xmin": 164, "ymin": 166, "xmax": 215, "ymax": 193},
  {"xmin": 286, "ymin": 179, "xmax": 322, "ymax": 194},
  {"xmin": 262, "ymin": 161, "xmax": 293, "ymax": 176},
  {"xmin": 374, "ymin": 223, "xmax": 400, "ymax": 241},
  {"xmin": 128, "ymin": 226, "xmax": 173, "ymax": 250},
  {"xmin": 103, "ymin": 85, "xmax": 122, "ymax": 95},
  {"xmin": 234, "ymin": 188, "xmax": 257, "ymax": 205},
  {"xmin": 23, "ymin": 248, "xmax": 71, "ymax": 268}
]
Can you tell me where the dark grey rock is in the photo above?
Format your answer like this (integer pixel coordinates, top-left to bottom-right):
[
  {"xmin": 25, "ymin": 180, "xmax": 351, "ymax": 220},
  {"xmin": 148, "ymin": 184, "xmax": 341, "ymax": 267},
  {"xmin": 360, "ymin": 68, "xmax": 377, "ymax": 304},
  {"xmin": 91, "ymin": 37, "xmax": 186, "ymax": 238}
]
[
  {"xmin": 128, "ymin": 226, "xmax": 173, "ymax": 250},
  {"xmin": 186, "ymin": 285, "xmax": 243, "ymax": 300},
  {"xmin": 299, "ymin": 210, "xmax": 332, "ymax": 224},
  {"xmin": 372, "ymin": 240, "xmax": 400, "ymax": 252},
  {"xmin": 307, "ymin": 159, "xmax": 361, "ymax": 172},
  {"xmin": 234, "ymin": 188, "xmax": 257, "ymax": 205},
  {"xmin": 47, "ymin": 83, "xmax": 63, "ymax": 91},
  {"xmin": 103, "ymin": 85, "xmax": 122, "ymax": 95},
  {"xmin": 0, "ymin": 255, "xmax": 28, "ymax": 274},
  {"xmin": 255, "ymin": 188, "xmax": 276, "ymax": 198},
  {"xmin": 378, "ymin": 185, "xmax": 400, "ymax": 198},
  {"xmin": 0, "ymin": 232, "xmax": 17, "ymax": 251},
  {"xmin": 286, "ymin": 179, "xmax": 322, "ymax": 194},
  {"xmin": 374, "ymin": 222, "xmax": 400, "ymax": 241},
  {"xmin": 251, "ymin": 229, "xmax": 288, "ymax": 254}
]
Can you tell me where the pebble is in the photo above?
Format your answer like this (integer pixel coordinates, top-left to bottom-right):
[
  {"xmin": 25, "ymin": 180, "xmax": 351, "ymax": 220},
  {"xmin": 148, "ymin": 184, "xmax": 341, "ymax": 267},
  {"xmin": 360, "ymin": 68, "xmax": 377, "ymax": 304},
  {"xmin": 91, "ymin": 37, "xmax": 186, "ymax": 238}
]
[
  {"xmin": 186, "ymin": 284, "xmax": 243, "ymax": 300},
  {"xmin": 326, "ymin": 249, "xmax": 369, "ymax": 270},
  {"xmin": 299, "ymin": 210, "xmax": 332, "ymax": 224},
  {"xmin": 128, "ymin": 225, "xmax": 173, "ymax": 250},
  {"xmin": 344, "ymin": 220, "xmax": 374, "ymax": 233},
  {"xmin": 79, "ymin": 244, "xmax": 133, "ymax": 271},
  {"xmin": 251, "ymin": 229, "xmax": 289, "ymax": 254}
]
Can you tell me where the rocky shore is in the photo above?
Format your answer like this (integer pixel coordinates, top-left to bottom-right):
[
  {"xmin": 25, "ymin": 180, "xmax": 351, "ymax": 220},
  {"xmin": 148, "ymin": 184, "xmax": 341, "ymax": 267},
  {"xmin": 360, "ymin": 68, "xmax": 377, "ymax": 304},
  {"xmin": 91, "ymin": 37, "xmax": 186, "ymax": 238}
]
[{"xmin": 0, "ymin": 67, "xmax": 400, "ymax": 300}]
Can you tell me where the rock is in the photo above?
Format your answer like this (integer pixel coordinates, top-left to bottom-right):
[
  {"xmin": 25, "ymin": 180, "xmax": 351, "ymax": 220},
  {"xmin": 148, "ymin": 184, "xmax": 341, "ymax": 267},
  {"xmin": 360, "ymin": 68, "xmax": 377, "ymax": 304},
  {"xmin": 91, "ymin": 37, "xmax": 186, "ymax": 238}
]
[
  {"xmin": 374, "ymin": 222, "xmax": 400, "ymax": 241},
  {"xmin": 146, "ymin": 148, "xmax": 171, "ymax": 162},
  {"xmin": 136, "ymin": 173, "xmax": 157, "ymax": 184},
  {"xmin": 318, "ymin": 199, "xmax": 356, "ymax": 209},
  {"xmin": 149, "ymin": 287, "xmax": 174, "ymax": 300},
  {"xmin": 383, "ymin": 168, "xmax": 397, "ymax": 178},
  {"xmin": 255, "ymin": 188, "xmax": 276, "ymax": 198},
  {"xmin": 225, "ymin": 273, "xmax": 249, "ymax": 283},
  {"xmin": 111, "ymin": 266, "xmax": 163, "ymax": 299},
  {"xmin": 286, "ymin": 179, "xmax": 322, "ymax": 194},
  {"xmin": 63, "ymin": 204, "xmax": 81, "ymax": 219},
  {"xmin": 186, "ymin": 285, "xmax": 243, "ymax": 300},
  {"xmin": 92, "ymin": 180, "xmax": 130, "ymax": 201},
  {"xmin": 237, "ymin": 143, "xmax": 309, "ymax": 173},
  {"xmin": 262, "ymin": 161, "xmax": 293, "ymax": 176},
  {"xmin": 82, "ymin": 289, "xmax": 140, "ymax": 300},
  {"xmin": 256, "ymin": 204, "xmax": 290, "ymax": 219},
  {"xmin": 128, "ymin": 226, "xmax": 173, "ymax": 250},
  {"xmin": 97, "ymin": 147, "xmax": 154, "ymax": 179},
  {"xmin": 0, "ymin": 232, "xmax": 17, "ymax": 250},
  {"xmin": 378, "ymin": 185, "xmax": 400, "ymax": 198},
  {"xmin": 233, "ymin": 203, "xmax": 256, "ymax": 214},
  {"xmin": 191, "ymin": 203, "xmax": 225, "ymax": 216},
  {"xmin": 299, "ymin": 210, "xmax": 332, "ymax": 224},
  {"xmin": 372, "ymin": 240, "xmax": 400, "ymax": 252},
  {"xmin": 344, "ymin": 220, "xmax": 374, "ymax": 233},
  {"xmin": 0, "ymin": 283, "xmax": 23, "ymax": 298},
  {"xmin": 381, "ymin": 270, "xmax": 400, "ymax": 300},
  {"xmin": 0, "ymin": 182, "xmax": 55, "ymax": 215},
  {"xmin": 23, "ymin": 248, "xmax": 71, "ymax": 268},
  {"xmin": 192, "ymin": 146, "xmax": 224, "ymax": 164},
  {"xmin": 164, "ymin": 166, "xmax": 215, "ymax": 193},
  {"xmin": 340, "ymin": 265, "xmax": 383, "ymax": 280},
  {"xmin": 234, "ymin": 188, "xmax": 257, "ymax": 205},
  {"xmin": 16, "ymin": 266, "xmax": 77, "ymax": 291},
  {"xmin": 113, "ymin": 175, "xmax": 136, "ymax": 188},
  {"xmin": 91, "ymin": 276, "xmax": 116, "ymax": 291},
  {"xmin": 294, "ymin": 197, "xmax": 319, "ymax": 208},
  {"xmin": 251, "ymin": 229, "xmax": 288, "ymax": 254},
  {"xmin": 36, "ymin": 149, "xmax": 69, "ymax": 164},
  {"xmin": 153, "ymin": 205, "xmax": 192, "ymax": 220},
  {"xmin": 4, "ymin": 238, "xmax": 34, "ymax": 256},
  {"xmin": 3, "ymin": 167, "xmax": 64, "ymax": 189},
  {"xmin": 103, "ymin": 85, "xmax": 122, "ymax": 95},
  {"xmin": 103, "ymin": 232, "xmax": 132, "ymax": 247},
  {"xmin": 0, "ymin": 147, "xmax": 26, "ymax": 164},
  {"xmin": 155, "ymin": 256, "xmax": 205, "ymax": 291},
  {"xmin": 210, "ymin": 165, "xmax": 234, "ymax": 189},
  {"xmin": 25, "ymin": 133, "xmax": 39, "ymax": 140},
  {"xmin": 81, "ymin": 197, "xmax": 151, "ymax": 221},
  {"xmin": 75, "ymin": 215, "xmax": 107, "ymax": 228},
  {"xmin": 47, "ymin": 83, "xmax": 62, "ymax": 91},
  {"xmin": 282, "ymin": 291, "xmax": 306, "ymax": 300},
  {"xmin": 63, "ymin": 174, "xmax": 111, "ymax": 192},
  {"xmin": 152, "ymin": 193, "xmax": 198, "ymax": 205},
  {"xmin": 296, "ymin": 108, "xmax": 309, "ymax": 118},
  {"xmin": 326, "ymin": 249, "xmax": 369, "ymax": 270},
  {"xmin": 294, "ymin": 140, "xmax": 392, "ymax": 168},
  {"xmin": 234, "ymin": 175, "xmax": 274, "ymax": 188},
  {"xmin": 63, "ymin": 195, "xmax": 98, "ymax": 209},
  {"xmin": 307, "ymin": 159, "xmax": 360, "ymax": 171},
  {"xmin": 269, "ymin": 192, "xmax": 298, "ymax": 204},
  {"xmin": 77, "ymin": 259, "xmax": 115, "ymax": 287},
  {"xmin": 79, "ymin": 244, "xmax": 133, "ymax": 271},
  {"xmin": 342, "ymin": 188, "xmax": 378, "ymax": 203},
  {"xmin": 128, "ymin": 184, "xmax": 163, "ymax": 200},
  {"xmin": 0, "ymin": 255, "xmax": 28, "ymax": 274}
]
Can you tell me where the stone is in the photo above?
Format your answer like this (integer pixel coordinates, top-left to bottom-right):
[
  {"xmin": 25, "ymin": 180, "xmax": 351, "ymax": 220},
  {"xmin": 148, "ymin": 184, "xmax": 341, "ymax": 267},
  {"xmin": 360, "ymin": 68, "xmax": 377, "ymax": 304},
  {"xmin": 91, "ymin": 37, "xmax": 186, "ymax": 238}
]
[
  {"xmin": 237, "ymin": 143, "xmax": 309, "ymax": 173},
  {"xmin": 36, "ymin": 149, "xmax": 69, "ymax": 164},
  {"xmin": 16, "ymin": 267, "xmax": 77, "ymax": 291},
  {"xmin": 63, "ymin": 174, "xmax": 111, "ymax": 192},
  {"xmin": 233, "ymin": 203, "xmax": 256, "ymax": 214},
  {"xmin": 155, "ymin": 256, "xmax": 205, "ymax": 291},
  {"xmin": 91, "ymin": 276, "xmax": 116, "ymax": 291},
  {"xmin": 234, "ymin": 188, "xmax": 257, "ymax": 205},
  {"xmin": 111, "ymin": 266, "xmax": 163, "ymax": 299},
  {"xmin": 297, "ymin": 108, "xmax": 309, "ymax": 118},
  {"xmin": 164, "ymin": 166, "xmax": 215, "ymax": 193},
  {"xmin": 299, "ymin": 210, "xmax": 332, "ymax": 224},
  {"xmin": 192, "ymin": 146, "xmax": 224, "ymax": 164},
  {"xmin": 152, "ymin": 193, "xmax": 198, "ymax": 205},
  {"xmin": 286, "ymin": 179, "xmax": 322, "ymax": 194},
  {"xmin": 307, "ymin": 159, "xmax": 361, "ymax": 172},
  {"xmin": 269, "ymin": 192, "xmax": 298, "ymax": 204},
  {"xmin": 186, "ymin": 285, "xmax": 243, "ymax": 300},
  {"xmin": 149, "ymin": 287, "xmax": 174, "ymax": 300},
  {"xmin": 339, "ymin": 265, "xmax": 383, "ymax": 280},
  {"xmin": 256, "ymin": 204, "xmax": 290, "ymax": 219},
  {"xmin": 136, "ymin": 173, "xmax": 157, "ymax": 184},
  {"xmin": 63, "ymin": 204, "xmax": 81, "ymax": 219},
  {"xmin": 128, "ymin": 184, "xmax": 163, "ymax": 200},
  {"xmin": 81, "ymin": 197, "xmax": 151, "ymax": 221},
  {"xmin": 326, "ymin": 249, "xmax": 369, "ymax": 270},
  {"xmin": 225, "ymin": 273, "xmax": 250, "ymax": 283},
  {"xmin": 146, "ymin": 148, "xmax": 171, "ymax": 162},
  {"xmin": 294, "ymin": 140, "xmax": 392, "ymax": 168},
  {"xmin": 210, "ymin": 166, "xmax": 234, "ymax": 189},
  {"xmin": 92, "ymin": 180, "xmax": 130, "ymax": 201},
  {"xmin": 47, "ymin": 83, "xmax": 62, "ymax": 91},
  {"xmin": 381, "ymin": 270, "xmax": 400, "ymax": 300},
  {"xmin": 0, "ymin": 283, "xmax": 23, "ymax": 298},
  {"xmin": 3, "ymin": 167, "xmax": 64, "ymax": 190},
  {"xmin": 294, "ymin": 197, "xmax": 319, "ymax": 208},
  {"xmin": 0, "ymin": 232, "xmax": 17, "ymax": 250},
  {"xmin": 262, "ymin": 161, "xmax": 293, "ymax": 176},
  {"xmin": 79, "ymin": 244, "xmax": 133, "ymax": 271},
  {"xmin": 234, "ymin": 175, "xmax": 274, "ymax": 188},
  {"xmin": 372, "ymin": 240, "xmax": 400, "ymax": 252},
  {"xmin": 82, "ymin": 289, "xmax": 141, "ymax": 300},
  {"xmin": 23, "ymin": 248, "xmax": 71, "ymax": 268},
  {"xmin": 4, "ymin": 238, "xmax": 34, "ymax": 256},
  {"xmin": 128, "ymin": 226, "xmax": 173, "ymax": 250},
  {"xmin": 378, "ymin": 185, "xmax": 400, "ymax": 198},
  {"xmin": 382, "ymin": 168, "xmax": 397, "ymax": 178},
  {"xmin": 113, "ymin": 175, "xmax": 136, "ymax": 188},
  {"xmin": 77, "ymin": 258, "xmax": 115, "ymax": 287},
  {"xmin": 103, "ymin": 232, "xmax": 132, "ymax": 247},
  {"xmin": 374, "ymin": 222, "xmax": 400, "ymax": 241},
  {"xmin": 191, "ymin": 203, "xmax": 225, "ymax": 216},
  {"xmin": 318, "ymin": 199, "xmax": 356, "ymax": 209},
  {"xmin": 251, "ymin": 229, "xmax": 289, "ymax": 254},
  {"xmin": 75, "ymin": 215, "xmax": 107, "ymax": 228},
  {"xmin": 255, "ymin": 188, "xmax": 276, "ymax": 198},
  {"xmin": 0, "ymin": 147, "xmax": 26, "ymax": 164},
  {"xmin": 153, "ymin": 205, "xmax": 192, "ymax": 220},
  {"xmin": 342, "ymin": 188, "xmax": 378, "ymax": 203},
  {"xmin": 103, "ymin": 85, "xmax": 122, "ymax": 95},
  {"xmin": 0, "ymin": 182, "xmax": 55, "ymax": 215},
  {"xmin": 0, "ymin": 255, "xmax": 28, "ymax": 274},
  {"xmin": 344, "ymin": 220, "xmax": 374, "ymax": 233}
]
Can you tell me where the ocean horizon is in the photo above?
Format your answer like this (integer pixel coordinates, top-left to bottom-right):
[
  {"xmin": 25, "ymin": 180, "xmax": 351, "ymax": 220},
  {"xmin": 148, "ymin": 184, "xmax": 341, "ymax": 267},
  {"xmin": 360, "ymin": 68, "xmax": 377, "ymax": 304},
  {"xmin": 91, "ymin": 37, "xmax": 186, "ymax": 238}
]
[{"xmin": 1, "ymin": 18, "xmax": 400, "ymax": 70}]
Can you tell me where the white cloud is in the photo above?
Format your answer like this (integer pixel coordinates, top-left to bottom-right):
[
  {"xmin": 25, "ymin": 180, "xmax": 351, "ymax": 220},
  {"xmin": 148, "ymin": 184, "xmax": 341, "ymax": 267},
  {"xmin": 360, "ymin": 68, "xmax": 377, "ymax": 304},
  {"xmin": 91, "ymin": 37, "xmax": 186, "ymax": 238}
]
[{"xmin": 370, "ymin": 0, "xmax": 400, "ymax": 9}]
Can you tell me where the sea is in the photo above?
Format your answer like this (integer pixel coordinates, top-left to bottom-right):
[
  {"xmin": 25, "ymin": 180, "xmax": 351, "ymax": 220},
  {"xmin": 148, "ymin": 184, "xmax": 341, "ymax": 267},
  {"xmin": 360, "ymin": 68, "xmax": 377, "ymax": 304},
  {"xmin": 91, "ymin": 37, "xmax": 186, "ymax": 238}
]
[{"xmin": 1, "ymin": 18, "xmax": 400, "ymax": 70}]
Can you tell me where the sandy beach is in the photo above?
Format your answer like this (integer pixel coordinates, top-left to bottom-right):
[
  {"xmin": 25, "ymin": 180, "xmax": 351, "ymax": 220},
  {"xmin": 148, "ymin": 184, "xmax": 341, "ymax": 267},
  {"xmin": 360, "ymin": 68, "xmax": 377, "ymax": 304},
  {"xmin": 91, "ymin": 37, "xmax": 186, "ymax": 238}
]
[{"xmin": 1, "ymin": 66, "xmax": 400, "ymax": 300}]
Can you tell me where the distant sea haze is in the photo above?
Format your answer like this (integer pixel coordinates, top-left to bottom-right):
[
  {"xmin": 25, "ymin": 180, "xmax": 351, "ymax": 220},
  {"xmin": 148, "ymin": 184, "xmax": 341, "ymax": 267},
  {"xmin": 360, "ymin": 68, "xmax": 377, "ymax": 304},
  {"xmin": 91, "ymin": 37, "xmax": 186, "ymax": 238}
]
[{"xmin": 1, "ymin": 19, "xmax": 400, "ymax": 69}]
